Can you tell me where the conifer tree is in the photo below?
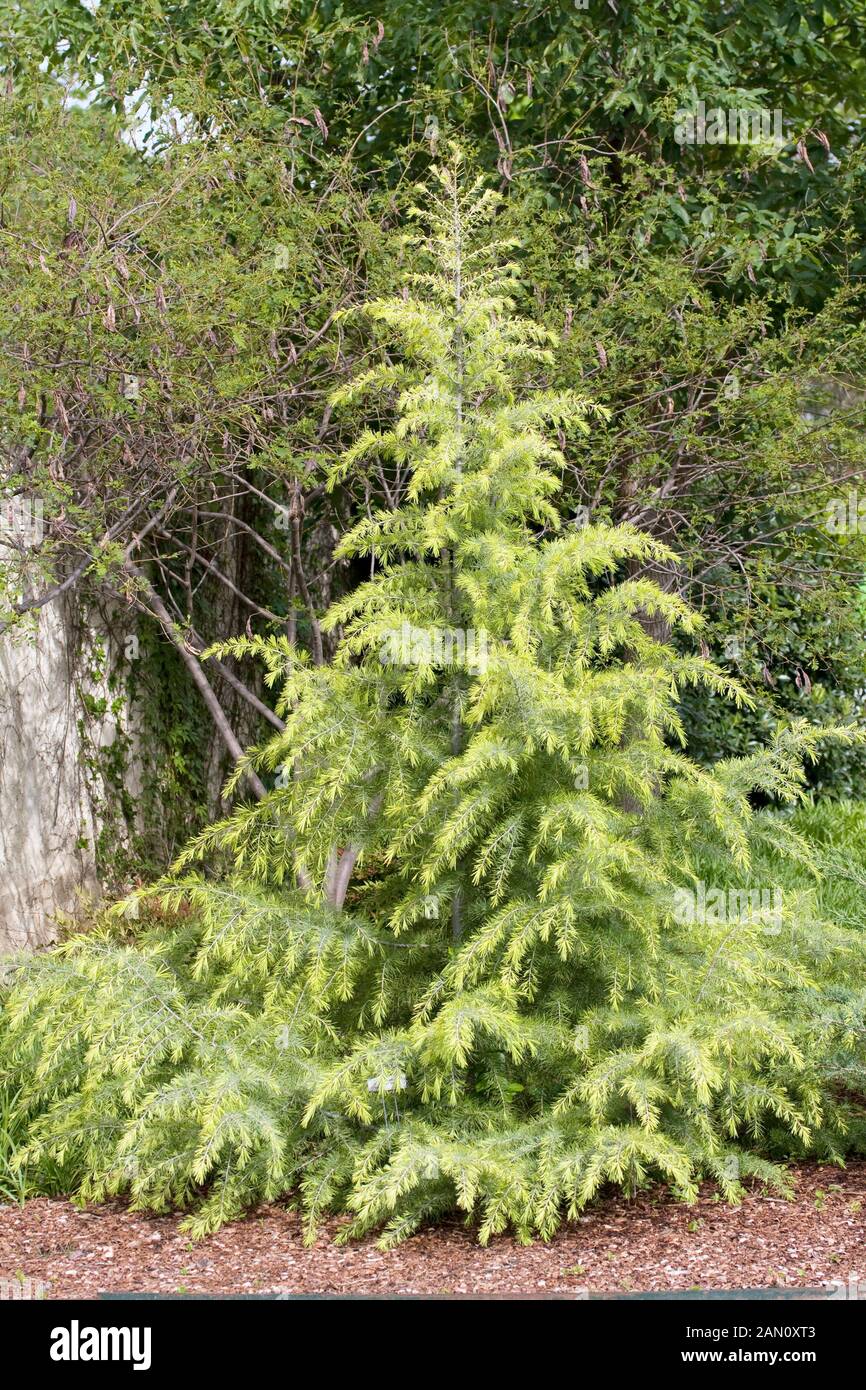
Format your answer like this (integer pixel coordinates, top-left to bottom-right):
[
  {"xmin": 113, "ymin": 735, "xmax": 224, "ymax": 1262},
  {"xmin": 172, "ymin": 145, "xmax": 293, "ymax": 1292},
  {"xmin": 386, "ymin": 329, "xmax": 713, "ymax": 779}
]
[{"xmin": 3, "ymin": 157, "xmax": 864, "ymax": 1242}]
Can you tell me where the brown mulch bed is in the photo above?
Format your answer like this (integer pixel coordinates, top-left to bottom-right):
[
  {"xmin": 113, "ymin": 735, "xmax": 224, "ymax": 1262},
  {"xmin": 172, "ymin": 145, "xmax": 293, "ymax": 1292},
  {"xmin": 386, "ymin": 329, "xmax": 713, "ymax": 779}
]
[{"xmin": 1, "ymin": 1162, "xmax": 865, "ymax": 1299}]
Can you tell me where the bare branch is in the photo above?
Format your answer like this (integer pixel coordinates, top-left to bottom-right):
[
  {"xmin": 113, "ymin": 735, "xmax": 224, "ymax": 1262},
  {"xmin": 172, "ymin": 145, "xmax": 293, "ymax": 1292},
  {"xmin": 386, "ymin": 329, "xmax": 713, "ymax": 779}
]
[{"xmin": 122, "ymin": 558, "xmax": 267, "ymax": 801}]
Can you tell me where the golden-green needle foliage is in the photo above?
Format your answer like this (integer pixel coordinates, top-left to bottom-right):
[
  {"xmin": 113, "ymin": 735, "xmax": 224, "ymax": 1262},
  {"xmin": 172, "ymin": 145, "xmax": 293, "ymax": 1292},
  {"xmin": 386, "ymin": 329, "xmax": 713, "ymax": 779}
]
[{"xmin": 3, "ymin": 160, "xmax": 866, "ymax": 1244}]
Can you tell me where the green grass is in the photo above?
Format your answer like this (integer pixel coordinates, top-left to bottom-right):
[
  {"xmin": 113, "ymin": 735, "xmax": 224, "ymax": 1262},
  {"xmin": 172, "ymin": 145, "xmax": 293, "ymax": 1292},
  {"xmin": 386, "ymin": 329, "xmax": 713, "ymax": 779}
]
[
  {"xmin": 0, "ymin": 1089, "xmax": 30, "ymax": 1205},
  {"xmin": 0, "ymin": 1086, "xmax": 69, "ymax": 1205}
]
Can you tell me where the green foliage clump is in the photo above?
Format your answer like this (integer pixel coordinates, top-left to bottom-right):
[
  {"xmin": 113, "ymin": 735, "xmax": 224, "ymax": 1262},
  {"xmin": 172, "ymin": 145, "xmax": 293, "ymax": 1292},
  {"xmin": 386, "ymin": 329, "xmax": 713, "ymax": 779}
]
[{"xmin": 3, "ymin": 165, "xmax": 866, "ymax": 1244}]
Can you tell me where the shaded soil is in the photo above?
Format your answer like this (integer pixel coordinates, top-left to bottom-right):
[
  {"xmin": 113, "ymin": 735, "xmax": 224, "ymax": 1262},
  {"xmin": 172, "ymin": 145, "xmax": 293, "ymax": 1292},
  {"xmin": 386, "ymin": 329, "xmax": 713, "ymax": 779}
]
[{"xmin": 1, "ymin": 1162, "xmax": 865, "ymax": 1299}]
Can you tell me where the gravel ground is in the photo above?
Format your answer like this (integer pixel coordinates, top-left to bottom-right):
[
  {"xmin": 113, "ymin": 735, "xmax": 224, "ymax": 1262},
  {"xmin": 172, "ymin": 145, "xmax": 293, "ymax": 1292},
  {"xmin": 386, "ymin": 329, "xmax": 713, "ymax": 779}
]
[{"xmin": 1, "ymin": 1162, "xmax": 865, "ymax": 1299}]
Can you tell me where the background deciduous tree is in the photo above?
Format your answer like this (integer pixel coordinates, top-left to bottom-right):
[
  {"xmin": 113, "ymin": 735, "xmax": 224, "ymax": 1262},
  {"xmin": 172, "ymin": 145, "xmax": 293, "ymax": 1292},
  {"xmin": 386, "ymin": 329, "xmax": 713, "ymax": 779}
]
[{"xmin": 2, "ymin": 1, "xmax": 866, "ymax": 933}]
